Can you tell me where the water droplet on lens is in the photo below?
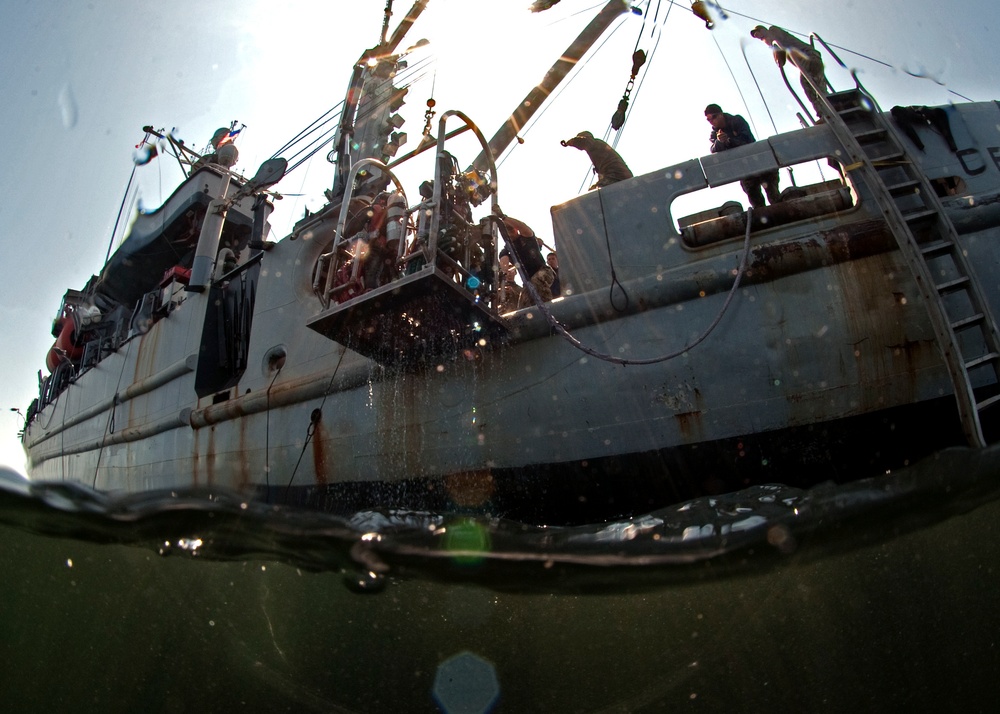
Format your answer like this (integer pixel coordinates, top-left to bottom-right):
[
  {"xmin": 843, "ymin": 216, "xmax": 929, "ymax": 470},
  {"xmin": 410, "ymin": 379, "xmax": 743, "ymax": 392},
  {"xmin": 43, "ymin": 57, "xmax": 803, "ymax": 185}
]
[
  {"xmin": 58, "ymin": 85, "xmax": 78, "ymax": 129},
  {"xmin": 343, "ymin": 569, "xmax": 387, "ymax": 593},
  {"xmin": 433, "ymin": 651, "xmax": 500, "ymax": 713}
]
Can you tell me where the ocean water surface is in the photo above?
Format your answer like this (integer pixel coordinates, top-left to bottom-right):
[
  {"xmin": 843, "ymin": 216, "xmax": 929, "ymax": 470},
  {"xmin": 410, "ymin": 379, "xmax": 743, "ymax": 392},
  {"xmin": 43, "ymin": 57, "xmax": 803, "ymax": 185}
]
[{"xmin": 3, "ymin": 446, "xmax": 1000, "ymax": 713}]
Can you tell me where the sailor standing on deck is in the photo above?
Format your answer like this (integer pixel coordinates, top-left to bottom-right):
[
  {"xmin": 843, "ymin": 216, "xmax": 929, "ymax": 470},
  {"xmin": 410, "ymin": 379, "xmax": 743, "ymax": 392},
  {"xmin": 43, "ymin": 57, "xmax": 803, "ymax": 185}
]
[
  {"xmin": 751, "ymin": 25, "xmax": 827, "ymax": 120},
  {"xmin": 546, "ymin": 252, "xmax": 561, "ymax": 297},
  {"xmin": 497, "ymin": 215, "xmax": 556, "ymax": 308},
  {"xmin": 705, "ymin": 104, "xmax": 780, "ymax": 208},
  {"xmin": 561, "ymin": 131, "xmax": 633, "ymax": 190}
]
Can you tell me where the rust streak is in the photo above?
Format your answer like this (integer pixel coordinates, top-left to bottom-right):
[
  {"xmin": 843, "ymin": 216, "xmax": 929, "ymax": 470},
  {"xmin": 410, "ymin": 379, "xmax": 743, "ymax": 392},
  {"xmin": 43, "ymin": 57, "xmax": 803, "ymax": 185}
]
[
  {"xmin": 674, "ymin": 411, "xmax": 704, "ymax": 442},
  {"xmin": 444, "ymin": 469, "xmax": 495, "ymax": 507},
  {"xmin": 748, "ymin": 219, "xmax": 894, "ymax": 284},
  {"xmin": 888, "ymin": 339, "xmax": 933, "ymax": 387},
  {"xmin": 127, "ymin": 332, "xmax": 150, "ymax": 430},
  {"xmin": 238, "ymin": 417, "xmax": 251, "ymax": 492},
  {"xmin": 206, "ymin": 427, "xmax": 216, "ymax": 487},
  {"xmin": 312, "ymin": 420, "xmax": 329, "ymax": 486},
  {"xmin": 192, "ymin": 428, "xmax": 200, "ymax": 487}
]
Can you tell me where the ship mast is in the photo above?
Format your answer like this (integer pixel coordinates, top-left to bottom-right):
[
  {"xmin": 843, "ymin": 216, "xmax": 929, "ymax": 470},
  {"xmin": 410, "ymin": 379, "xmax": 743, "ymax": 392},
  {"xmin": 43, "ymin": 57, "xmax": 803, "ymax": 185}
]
[
  {"xmin": 331, "ymin": 0, "xmax": 429, "ymax": 198},
  {"xmin": 470, "ymin": 0, "xmax": 630, "ymax": 174},
  {"xmin": 382, "ymin": 0, "xmax": 428, "ymax": 55},
  {"xmin": 331, "ymin": 0, "xmax": 627, "ymax": 196}
]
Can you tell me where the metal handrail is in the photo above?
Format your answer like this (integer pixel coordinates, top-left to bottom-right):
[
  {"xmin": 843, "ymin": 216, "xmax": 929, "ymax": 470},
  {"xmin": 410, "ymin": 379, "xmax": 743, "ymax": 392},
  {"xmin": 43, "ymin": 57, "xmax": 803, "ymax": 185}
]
[
  {"xmin": 809, "ymin": 32, "xmax": 882, "ymax": 114},
  {"xmin": 427, "ymin": 110, "xmax": 498, "ymax": 259},
  {"xmin": 313, "ymin": 111, "xmax": 501, "ymax": 309},
  {"xmin": 425, "ymin": 110, "xmax": 500, "ymax": 303},
  {"xmin": 762, "ymin": 32, "xmax": 833, "ymax": 126},
  {"xmin": 316, "ymin": 159, "xmax": 408, "ymax": 307}
]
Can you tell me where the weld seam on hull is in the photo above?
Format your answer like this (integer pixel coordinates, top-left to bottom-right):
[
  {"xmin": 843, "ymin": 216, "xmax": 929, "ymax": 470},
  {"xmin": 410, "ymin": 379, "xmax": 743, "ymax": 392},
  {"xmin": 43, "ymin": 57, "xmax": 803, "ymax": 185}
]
[
  {"xmin": 506, "ymin": 218, "xmax": 892, "ymax": 341},
  {"xmin": 189, "ymin": 355, "xmax": 371, "ymax": 428},
  {"xmin": 944, "ymin": 195, "xmax": 1000, "ymax": 234},
  {"xmin": 26, "ymin": 217, "xmax": 897, "ymax": 454},
  {"xmin": 194, "ymin": 220, "xmax": 895, "ymax": 427},
  {"xmin": 29, "ymin": 408, "xmax": 193, "ymax": 466},
  {"xmin": 26, "ymin": 353, "xmax": 197, "ymax": 448}
]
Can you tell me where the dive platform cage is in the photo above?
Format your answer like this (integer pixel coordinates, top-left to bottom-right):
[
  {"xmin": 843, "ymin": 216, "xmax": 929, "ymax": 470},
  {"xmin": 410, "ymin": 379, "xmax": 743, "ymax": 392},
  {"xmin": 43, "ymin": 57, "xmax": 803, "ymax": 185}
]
[{"xmin": 307, "ymin": 111, "xmax": 510, "ymax": 368}]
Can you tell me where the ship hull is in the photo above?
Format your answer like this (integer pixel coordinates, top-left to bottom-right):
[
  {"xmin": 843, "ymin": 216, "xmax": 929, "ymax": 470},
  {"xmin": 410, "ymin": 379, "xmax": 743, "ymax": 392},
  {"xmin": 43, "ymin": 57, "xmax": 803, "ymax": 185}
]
[
  {"xmin": 22, "ymin": 102, "xmax": 1000, "ymax": 520},
  {"xmin": 20, "ymin": 220, "xmax": 970, "ymax": 507}
]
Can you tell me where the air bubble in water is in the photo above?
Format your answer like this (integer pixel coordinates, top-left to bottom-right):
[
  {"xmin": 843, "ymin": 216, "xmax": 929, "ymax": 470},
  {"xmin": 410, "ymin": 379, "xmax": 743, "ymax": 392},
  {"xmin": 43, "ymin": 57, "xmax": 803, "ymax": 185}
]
[{"xmin": 343, "ymin": 569, "xmax": 387, "ymax": 593}]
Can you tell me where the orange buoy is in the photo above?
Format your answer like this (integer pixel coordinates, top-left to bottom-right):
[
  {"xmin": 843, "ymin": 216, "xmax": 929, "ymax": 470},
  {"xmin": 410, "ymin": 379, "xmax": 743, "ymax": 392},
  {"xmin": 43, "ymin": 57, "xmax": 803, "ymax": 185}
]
[{"xmin": 45, "ymin": 318, "xmax": 83, "ymax": 372}]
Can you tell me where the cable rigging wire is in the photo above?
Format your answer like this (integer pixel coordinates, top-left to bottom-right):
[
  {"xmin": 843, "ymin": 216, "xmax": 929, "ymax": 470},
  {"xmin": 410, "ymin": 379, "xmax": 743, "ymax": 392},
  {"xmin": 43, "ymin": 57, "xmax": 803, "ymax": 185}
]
[
  {"xmin": 607, "ymin": 0, "xmax": 669, "ymax": 149},
  {"xmin": 494, "ymin": 205, "xmax": 754, "ymax": 366},
  {"xmin": 104, "ymin": 164, "xmax": 139, "ymax": 265},
  {"xmin": 496, "ymin": 9, "xmax": 633, "ymax": 172},
  {"xmin": 711, "ymin": 33, "xmax": 768, "ymax": 142},
  {"xmin": 270, "ymin": 101, "xmax": 346, "ymax": 160},
  {"xmin": 275, "ymin": 54, "xmax": 433, "ymax": 176},
  {"xmin": 719, "ymin": 4, "xmax": 974, "ymax": 102}
]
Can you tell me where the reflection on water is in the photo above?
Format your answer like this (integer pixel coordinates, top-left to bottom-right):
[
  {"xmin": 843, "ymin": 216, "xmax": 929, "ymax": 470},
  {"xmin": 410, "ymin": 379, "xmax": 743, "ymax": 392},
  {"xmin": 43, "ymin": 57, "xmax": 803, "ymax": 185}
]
[{"xmin": 2, "ymin": 447, "xmax": 1000, "ymax": 712}]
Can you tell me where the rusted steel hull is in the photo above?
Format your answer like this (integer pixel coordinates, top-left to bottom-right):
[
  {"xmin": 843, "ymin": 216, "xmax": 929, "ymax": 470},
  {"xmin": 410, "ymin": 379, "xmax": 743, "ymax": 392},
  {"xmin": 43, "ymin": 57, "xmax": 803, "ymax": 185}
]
[
  {"xmin": 22, "ymin": 102, "xmax": 1000, "ymax": 518},
  {"xmin": 18, "ymin": 217, "xmax": 963, "ymax": 496}
]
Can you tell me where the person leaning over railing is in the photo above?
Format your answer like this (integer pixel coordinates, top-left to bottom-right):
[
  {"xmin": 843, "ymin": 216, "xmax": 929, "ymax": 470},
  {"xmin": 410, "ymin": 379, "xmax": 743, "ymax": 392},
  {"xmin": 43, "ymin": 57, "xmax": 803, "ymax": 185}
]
[{"xmin": 751, "ymin": 25, "xmax": 827, "ymax": 120}]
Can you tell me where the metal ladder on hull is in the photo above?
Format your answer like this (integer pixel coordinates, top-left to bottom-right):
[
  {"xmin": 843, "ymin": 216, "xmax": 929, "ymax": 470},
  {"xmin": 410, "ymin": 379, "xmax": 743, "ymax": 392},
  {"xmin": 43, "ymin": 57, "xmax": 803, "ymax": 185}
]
[{"xmin": 820, "ymin": 89, "xmax": 1000, "ymax": 447}]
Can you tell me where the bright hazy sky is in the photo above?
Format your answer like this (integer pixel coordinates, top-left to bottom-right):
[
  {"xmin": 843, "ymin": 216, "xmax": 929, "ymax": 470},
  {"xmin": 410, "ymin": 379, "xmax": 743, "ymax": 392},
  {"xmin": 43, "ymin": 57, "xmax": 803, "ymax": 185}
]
[{"xmin": 1, "ymin": 0, "xmax": 996, "ymax": 474}]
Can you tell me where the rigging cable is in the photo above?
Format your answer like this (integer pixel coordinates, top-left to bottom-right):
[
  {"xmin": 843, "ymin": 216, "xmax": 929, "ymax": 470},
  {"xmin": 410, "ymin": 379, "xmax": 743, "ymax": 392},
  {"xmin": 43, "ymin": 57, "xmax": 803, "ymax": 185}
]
[
  {"xmin": 104, "ymin": 163, "xmax": 139, "ymax": 266},
  {"xmin": 736, "ymin": 38, "xmax": 779, "ymax": 140},
  {"xmin": 276, "ymin": 55, "xmax": 433, "ymax": 176},
  {"xmin": 710, "ymin": 32, "xmax": 767, "ymax": 142},
  {"xmin": 494, "ymin": 207, "xmax": 753, "ymax": 366},
  {"xmin": 598, "ymin": 189, "xmax": 629, "ymax": 312},
  {"xmin": 92, "ymin": 337, "xmax": 134, "ymax": 488},
  {"xmin": 721, "ymin": 6, "xmax": 973, "ymax": 102},
  {"xmin": 498, "ymin": 10, "xmax": 632, "ymax": 172},
  {"xmin": 270, "ymin": 101, "xmax": 345, "ymax": 160},
  {"xmin": 608, "ymin": 0, "xmax": 670, "ymax": 149},
  {"xmin": 263, "ymin": 360, "xmax": 283, "ymax": 501},
  {"xmin": 284, "ymin": 347, "xmax": 346, "ymax": 497},
  {"xmin": 649, "ymin": 0, "xmax": 662, "ymax": 27},
  {"xmin": 720, "ymin": 7, "xmax": 893, "ymax": 70},
  {"xmin": 735, "ymin": 35, "xmax": 794, "ymax": 184},
  {"xmin": 634, "ymin": 0, "xmax": 652, "ymax": 49},
  {"xmin": 284, "ymin": 54, "xmax": 430, "ymax": 165},
  {"xmin": 111, "ymin": 176, "xmax": 141, "ymax": 257}
]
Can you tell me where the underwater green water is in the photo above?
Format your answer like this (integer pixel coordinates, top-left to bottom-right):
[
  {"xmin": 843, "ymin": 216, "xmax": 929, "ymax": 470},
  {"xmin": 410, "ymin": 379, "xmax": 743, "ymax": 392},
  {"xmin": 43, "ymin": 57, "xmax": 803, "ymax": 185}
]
[{"xmin": 2, "ymin": 449, "xmax": 1000, "ymax": 713}]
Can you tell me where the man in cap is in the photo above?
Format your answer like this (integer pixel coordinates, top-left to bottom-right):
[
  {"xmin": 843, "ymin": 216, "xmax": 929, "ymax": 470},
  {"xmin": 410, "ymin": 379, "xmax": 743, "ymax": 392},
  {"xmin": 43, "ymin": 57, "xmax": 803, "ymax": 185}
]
[
  {"xmin": 561, "ymin": 131, "xmax": 633, "ymax": 190},
  {"xmin": 751, "ymin": 25, "xmax": 827, "ymax": 120},
  {"xmin": 497, "ymin": 215, "xmax": 556, "ymax": 308},
  {"xmin": 705, "ymin": 103, "xmax": 780, "ymax": 208}
]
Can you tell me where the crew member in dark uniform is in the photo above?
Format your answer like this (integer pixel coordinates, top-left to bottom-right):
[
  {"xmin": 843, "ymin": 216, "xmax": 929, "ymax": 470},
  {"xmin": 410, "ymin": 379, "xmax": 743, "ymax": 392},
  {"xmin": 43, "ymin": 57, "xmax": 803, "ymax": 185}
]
[
  {"xmin": 498, "ymin": 216, "xmax": 556, "ymax": 308},
  {"xmin": 705, "ymin": 103, "xmax": 780, "ymax": 208},
  {"xmin": 561, "ymin": 131, "xmax": 633, "ymax": 190}
]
